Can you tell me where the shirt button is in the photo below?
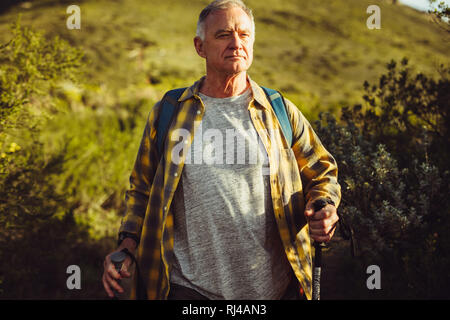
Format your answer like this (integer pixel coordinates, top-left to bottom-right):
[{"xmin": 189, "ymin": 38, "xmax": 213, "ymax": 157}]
[
  {"xmin": 196, "ymin": 110, "xmax": 201, "ymax": 115},
  {"xmin": 174, "ymin": 172, "xmax": 178, "ymax": 177},
  {"xmin": 163, "ymin": 206, "xmax": 167, "ymax": 211}
]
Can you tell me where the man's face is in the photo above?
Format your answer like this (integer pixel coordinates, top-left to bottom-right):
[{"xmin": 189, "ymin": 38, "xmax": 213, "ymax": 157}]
[{"xmin": 195, "ymin": 6, "xmax": 254, "ymax": 76}]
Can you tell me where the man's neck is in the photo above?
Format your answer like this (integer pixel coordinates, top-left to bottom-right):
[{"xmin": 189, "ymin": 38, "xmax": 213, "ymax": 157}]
[{"xmin": 199, "ymin": 71, "xmax": 249, "ymax": 98}]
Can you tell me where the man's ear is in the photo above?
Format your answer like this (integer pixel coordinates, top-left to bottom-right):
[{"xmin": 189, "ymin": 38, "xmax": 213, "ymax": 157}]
[{"xmin": 194, "ymin": 36, "xmax": 206, "ymax": 58}]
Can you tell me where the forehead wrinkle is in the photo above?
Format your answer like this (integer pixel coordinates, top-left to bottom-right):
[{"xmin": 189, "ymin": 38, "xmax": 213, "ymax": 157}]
[
  {"xmin": 214, "ymin": 25, "xmax": 251, "ymax": 34},
  {"xmin": 205, "ymin": 8, "xmax": 253, "ymax": 35}
]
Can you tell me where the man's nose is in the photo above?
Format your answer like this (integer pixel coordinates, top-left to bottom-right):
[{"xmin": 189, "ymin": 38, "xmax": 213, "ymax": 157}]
[{"xmin": 228, "ymin": 32, "xmax": 242, "ymax": 49}]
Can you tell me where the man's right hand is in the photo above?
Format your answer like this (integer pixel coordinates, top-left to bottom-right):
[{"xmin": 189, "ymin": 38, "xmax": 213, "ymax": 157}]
[{"xmin": 102, "ymin": 238, "xmax": 136, "ymax": 298}]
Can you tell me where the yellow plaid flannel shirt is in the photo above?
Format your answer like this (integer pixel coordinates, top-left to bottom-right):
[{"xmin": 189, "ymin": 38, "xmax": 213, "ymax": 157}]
[{"xmin": 119, "ymin": 75, "xmax": 341, "ymax": 300}]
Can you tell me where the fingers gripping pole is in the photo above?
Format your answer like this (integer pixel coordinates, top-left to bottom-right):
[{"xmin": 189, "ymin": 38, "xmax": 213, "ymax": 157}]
[{"xmin": 110, "ymin": 250, "xmax": 128, "ymax": 299}]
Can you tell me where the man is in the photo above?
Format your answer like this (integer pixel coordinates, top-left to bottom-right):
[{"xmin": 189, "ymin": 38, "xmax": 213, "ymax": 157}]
[{"xmin": 102, "ymin": 0, "xmax": 341, "ymax": 300}]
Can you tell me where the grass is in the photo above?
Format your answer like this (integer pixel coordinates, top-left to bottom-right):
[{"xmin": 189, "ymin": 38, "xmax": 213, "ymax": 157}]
[{"xmin": 0, "ymin": 0, "xmax": 448, "ymax": 119}]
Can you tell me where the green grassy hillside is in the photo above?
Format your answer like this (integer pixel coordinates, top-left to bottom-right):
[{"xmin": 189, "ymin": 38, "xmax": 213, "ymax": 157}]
[{"xmin": 0, "ymin": 0, "xmax": 448, "ymax": 117}]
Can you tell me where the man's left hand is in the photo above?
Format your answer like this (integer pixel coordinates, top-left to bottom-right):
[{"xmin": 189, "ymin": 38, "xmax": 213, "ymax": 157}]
[{"xmin": 304, "ymin": 201, "xmax": 339, "ymax": 243}]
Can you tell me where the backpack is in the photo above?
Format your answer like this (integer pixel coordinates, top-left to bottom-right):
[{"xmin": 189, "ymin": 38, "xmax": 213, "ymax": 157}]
[{"xmin": 155, "ymin": 86, "xmax": 293, "ymax": 157}]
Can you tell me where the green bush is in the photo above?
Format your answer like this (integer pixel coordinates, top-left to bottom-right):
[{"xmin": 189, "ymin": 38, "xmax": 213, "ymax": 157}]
[
  {"xmin": 0, "ymin": 16, "xmax": 83, "ymax": 127},
  {"xmin": 0, "ymin": 19, "xmax": 156, "ymax": 298},
  {"xmin": 0, "ymin": 19, "xmax": 109, "ymax": 299},
  {"xmin": 316, "ymin": 59, "xmax": 450, "ymax": 298},
  {"xmin": 0, "ymin": 18, "xmax": 82, "ymax": 228}
]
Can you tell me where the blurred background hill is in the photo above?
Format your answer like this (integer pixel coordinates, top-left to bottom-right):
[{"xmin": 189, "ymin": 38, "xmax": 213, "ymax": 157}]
[
  {"xmin": 0, "ymin": 0, "xmax": 448, "ymax": 299},
  {"xmin": 0, "ymin": 0, "xmax": 448, "ymax": 115}
]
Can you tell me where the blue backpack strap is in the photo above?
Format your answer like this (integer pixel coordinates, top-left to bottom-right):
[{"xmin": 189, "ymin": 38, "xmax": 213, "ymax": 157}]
[
  {"xmin": 261, "ymin": 86, "xmax": 293, "ymax": 147},
  {"xmin": 156, "ymin": 88, "xmax": 187, "ymax": 156}
]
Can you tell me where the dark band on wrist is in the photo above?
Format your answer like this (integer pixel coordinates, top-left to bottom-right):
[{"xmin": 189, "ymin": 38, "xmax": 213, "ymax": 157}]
[{"xmin": 117, "ymin": 231, "xmax": 140, "ymax": 247}]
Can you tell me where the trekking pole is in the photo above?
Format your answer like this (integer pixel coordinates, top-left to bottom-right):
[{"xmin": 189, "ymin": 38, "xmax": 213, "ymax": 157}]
[
  {"xmin": 110, "ymin": 250, "xmax": 128, "ymax": 300},
  {"xmin": 312, "ymin": 199, "xmax": 327, "ymax": 300}
]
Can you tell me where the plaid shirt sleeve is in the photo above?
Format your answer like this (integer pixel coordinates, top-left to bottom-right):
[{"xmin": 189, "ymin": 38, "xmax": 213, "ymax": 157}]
[
  {"xmin": 118, "ymin": 101, "xmax": 161, "ymax": 243},
  {"xmin": 284, "ymin": 98, "xmax": 341, "ymax": 208}
]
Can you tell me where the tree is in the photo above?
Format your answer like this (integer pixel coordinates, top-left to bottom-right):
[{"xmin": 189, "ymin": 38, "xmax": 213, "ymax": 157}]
[{"xmin": 429, "ymin": 0, "xmax": 450, "ymax": 33}]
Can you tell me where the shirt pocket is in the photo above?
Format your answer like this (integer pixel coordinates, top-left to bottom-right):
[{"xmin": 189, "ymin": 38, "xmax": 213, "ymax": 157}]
[{"xmin": 277, "ymin": 148, "xmax": 303, "ymax": 206}]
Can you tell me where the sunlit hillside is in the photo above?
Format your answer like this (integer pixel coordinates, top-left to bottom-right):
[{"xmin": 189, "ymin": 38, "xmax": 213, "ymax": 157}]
[{"xmin": 0, "ymin": 0, "xmax": 448, "ymax": 116}]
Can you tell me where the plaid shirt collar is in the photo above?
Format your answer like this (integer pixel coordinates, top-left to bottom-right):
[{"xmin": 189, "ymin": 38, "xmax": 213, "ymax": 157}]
[{"xmin": 178, "ymin": 74, "xmax": 271, "ymax": 110}]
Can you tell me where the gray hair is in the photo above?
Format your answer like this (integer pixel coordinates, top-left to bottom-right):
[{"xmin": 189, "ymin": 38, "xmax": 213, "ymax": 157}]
[{"xmin": 196, "ymin": 0, "xmax": 255, "ymax": 41}]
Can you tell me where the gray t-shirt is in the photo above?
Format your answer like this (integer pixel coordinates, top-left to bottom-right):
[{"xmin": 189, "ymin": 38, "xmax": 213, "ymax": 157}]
[{"xmin": 170, "ymin": 88, "xmax": 292, "ymax": 299}]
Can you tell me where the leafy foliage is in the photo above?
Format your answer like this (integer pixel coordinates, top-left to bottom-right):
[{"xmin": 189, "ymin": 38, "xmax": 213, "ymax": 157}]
[
  {"xmin": 0, "ymin": 19, "xmax": 153, "ymax": 299},
  {"xmin": 316, "ymin": 59, "xmax": 450, "ymax": 298},
  {"xmin": 0, "ymin": 16, "xmax": 83, "ymax": 128},
  {"xmin": 0, "ymin": 19, "xmax": 108, "ymax": 299},
  {"xmin": 429, "ymin": 0, "xmax": 450, "ymax": 32}
]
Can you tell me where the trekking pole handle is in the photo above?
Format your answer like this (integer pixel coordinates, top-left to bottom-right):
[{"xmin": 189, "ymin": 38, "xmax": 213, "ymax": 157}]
[
  {"xmin": 312, "ymin": 199, "xmax": 327, "ymax": 300},
  {"xmin": 109, "ymin": 250, "xmax": 128, "ymax": 300},
  {"xmin": 110, "ymin": 250, "xmax": 128, "ymax": 274}
]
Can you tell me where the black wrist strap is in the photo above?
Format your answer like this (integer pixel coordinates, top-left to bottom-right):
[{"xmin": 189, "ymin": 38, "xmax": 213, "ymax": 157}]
[{"xmin": 118, "ymin": 232, "xmax": 140, "ymax": 247}]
